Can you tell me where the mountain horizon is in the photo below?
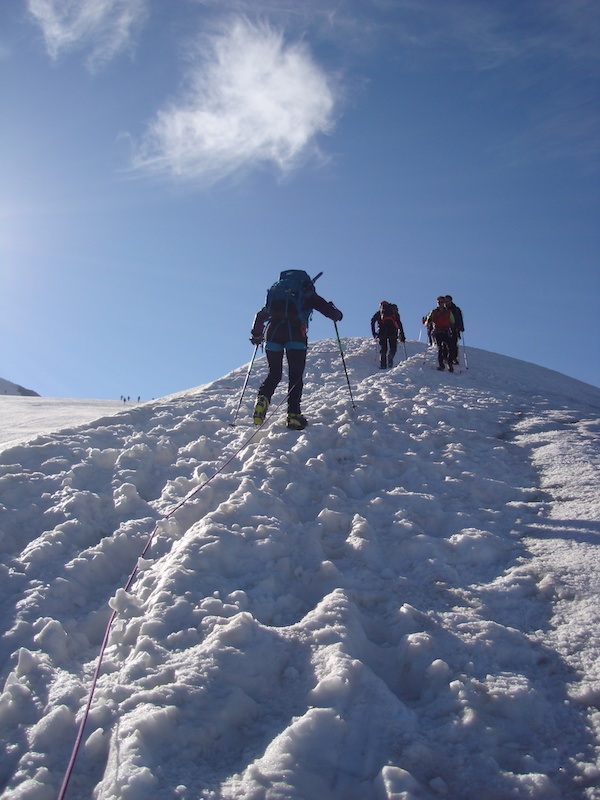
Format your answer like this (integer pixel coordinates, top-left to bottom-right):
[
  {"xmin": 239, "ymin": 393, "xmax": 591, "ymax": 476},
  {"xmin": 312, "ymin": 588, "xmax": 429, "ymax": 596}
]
[{"xmin": 0, "ymin": 377, "xmax": 40, "ymax": 398}]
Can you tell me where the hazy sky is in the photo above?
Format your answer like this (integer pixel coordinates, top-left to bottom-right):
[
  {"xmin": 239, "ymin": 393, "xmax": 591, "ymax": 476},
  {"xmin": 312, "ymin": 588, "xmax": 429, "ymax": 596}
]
[{"xmin": 1, "ymin": 0, "xmax": 598, "ymax": 399}]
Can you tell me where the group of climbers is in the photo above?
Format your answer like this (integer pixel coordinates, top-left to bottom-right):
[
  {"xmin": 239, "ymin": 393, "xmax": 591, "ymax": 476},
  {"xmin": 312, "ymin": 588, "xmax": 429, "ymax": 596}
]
[{"xmin": 248, "ymin": 270, "xmax": 465, "ymax": 429}]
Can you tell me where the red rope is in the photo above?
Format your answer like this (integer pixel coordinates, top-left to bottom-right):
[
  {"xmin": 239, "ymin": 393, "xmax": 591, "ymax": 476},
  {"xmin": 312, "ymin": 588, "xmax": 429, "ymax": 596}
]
[{"xmin": 57, "ymin": 394, "xmax": 289, "ymax": 799}]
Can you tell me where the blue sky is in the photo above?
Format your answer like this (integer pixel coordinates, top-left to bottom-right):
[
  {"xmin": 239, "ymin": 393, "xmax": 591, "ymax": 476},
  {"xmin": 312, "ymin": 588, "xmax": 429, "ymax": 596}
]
[{"xmin": 1, "ymin": 0, "xmax": 598, "ymax": 400}]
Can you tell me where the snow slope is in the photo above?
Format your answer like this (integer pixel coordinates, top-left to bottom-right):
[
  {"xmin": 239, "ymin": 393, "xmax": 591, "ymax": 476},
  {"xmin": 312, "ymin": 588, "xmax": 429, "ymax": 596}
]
[
  {"xmin": 0, "ymin": 377, "xmax": 39, "ymax": 398},
  {"xmin": 0, "ymin": 397, "xmax": 130, "ymax": 451},
  {"xmin": 0, "ymin": 339, "xmax": 599, "ymax": 800}
]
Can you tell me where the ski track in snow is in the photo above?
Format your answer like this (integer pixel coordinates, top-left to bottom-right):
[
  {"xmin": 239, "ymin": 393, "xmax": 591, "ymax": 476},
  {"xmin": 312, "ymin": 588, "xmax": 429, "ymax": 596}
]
[{"xmin": 0, "ymin": 339, "xmax": 599, "ymax": 799}]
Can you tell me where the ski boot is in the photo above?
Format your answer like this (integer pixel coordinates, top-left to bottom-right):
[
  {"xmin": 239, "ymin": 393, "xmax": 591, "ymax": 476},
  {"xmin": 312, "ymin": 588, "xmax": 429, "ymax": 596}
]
[
  {"xmin": 287, "ymin": 413, "xmax": 308, "ymax": 431},
  {"xmin": 253, "ymin": 395, "xmax": 270, "ymax": 425}
]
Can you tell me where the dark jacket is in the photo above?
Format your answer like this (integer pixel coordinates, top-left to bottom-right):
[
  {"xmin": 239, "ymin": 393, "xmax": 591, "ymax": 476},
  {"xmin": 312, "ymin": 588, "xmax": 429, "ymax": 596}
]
[
  {"xmin": 252, "ymin": 291, "xmax": 342, "ymax": 347},
  {"xmin": 446, "ymin": 302, "xmax": 464, "ymax": 333},
  {"xmin": 371, "ymin": 304, "xmax": 405, "ymax": 341}
]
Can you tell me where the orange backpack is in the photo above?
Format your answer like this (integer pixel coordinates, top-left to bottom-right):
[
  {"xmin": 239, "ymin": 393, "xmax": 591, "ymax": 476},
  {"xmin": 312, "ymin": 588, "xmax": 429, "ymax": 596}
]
[{"xmin": 431, "ymin": 307, "xmax": 453, "ymax": 330}]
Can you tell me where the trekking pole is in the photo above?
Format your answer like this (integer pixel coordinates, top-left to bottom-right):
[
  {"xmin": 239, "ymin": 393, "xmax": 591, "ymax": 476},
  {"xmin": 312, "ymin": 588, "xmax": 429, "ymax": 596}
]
[
  {"xmin": 461, "ymin": 333, "xmax": 469, "ymax": 369},
  {"xmin": 230, "ymin": 343, "xmax": 260, "ymax": 426},
  {"xmin": 373, "ymin": 336, "xmax": 380, "ymax": 366},
  {"xmin": 402, "ymin": 340, "xmax": 408, "ymax": 360},
  {"xmin": 422, "ymin": 329, "xmax": 429, "ymax": 363},
  {"xmin": 334, "ymin": 322, "xmax": 357, "ymax": 410}
]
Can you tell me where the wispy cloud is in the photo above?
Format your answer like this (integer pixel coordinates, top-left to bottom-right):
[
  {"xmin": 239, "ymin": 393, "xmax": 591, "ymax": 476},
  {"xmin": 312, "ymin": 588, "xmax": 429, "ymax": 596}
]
[
  {"xmin": 370, "ymin": 0, "xmax": 600, "ymax": 167},
  {"xmin": 339, "ymin": 0, "xmax": 599, "ymax": 71},
  {"xmin": 130, "ymin": 18, "xmax": 340, "ymax": 186},
  {"xmin": 27, "ymin": 0, "xmax": 148, "ymax": 70}
]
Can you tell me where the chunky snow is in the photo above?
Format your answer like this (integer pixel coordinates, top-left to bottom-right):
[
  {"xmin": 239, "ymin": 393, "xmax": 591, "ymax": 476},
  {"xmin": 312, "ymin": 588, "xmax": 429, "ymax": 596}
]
[{"xmin": 0, "ymin": 338, "xmax": 599, "ymax": 800}]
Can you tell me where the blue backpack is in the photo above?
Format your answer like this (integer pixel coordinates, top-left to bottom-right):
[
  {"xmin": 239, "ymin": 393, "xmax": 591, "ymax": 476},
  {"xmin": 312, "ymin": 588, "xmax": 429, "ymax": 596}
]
[{"xmin": 265, "ymin": 270, "xmax": 316, "ymax": 327}]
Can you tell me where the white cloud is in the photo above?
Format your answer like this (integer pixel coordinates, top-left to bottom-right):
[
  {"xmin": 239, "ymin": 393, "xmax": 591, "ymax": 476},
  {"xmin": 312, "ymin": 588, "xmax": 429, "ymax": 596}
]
[
  {"xmin": 131, "ymin": 18, "xmax": 339, "ymax": 186},
  {"xmin": 27, "ymin": 0, "xmax": 148, "ymax": 70}
]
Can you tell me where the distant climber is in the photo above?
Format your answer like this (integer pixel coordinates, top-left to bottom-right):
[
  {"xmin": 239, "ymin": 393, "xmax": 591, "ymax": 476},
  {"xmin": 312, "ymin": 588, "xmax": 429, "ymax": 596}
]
[
  {"xmin": 444, "ymin": 295, "xmax": 464, "ymax": 365},
  {"xmin": 371, "ymin": 301, "xmax": 405, "ymax": 369},
  {"xmin": 425, "ymin": 296, "xmax": 456, "ymax": 371}
]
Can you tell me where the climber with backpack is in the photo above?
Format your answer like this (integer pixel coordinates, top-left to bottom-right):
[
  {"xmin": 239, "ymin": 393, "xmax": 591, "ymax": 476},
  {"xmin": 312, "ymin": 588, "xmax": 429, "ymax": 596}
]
[
  {"xmin": 250, "ymin": 270, "xmax": 343, "ymax": 430},
  {"xmin": 444, "ymin": 295, "xmax": 464, "ymax": 365},
  {"xmin": 371, "ymin": 301, "xmax": 405, "ymax": 369},
  {"xmin": 425, "ymin": 296, "xmax": 456, "ymax": 371}
]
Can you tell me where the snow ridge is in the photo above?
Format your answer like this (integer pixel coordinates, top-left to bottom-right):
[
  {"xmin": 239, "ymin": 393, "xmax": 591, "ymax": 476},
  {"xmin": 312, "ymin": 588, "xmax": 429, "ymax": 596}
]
[{"xmin": 0, "ymin": 338, "xmax": 599, "ymax": 799}]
